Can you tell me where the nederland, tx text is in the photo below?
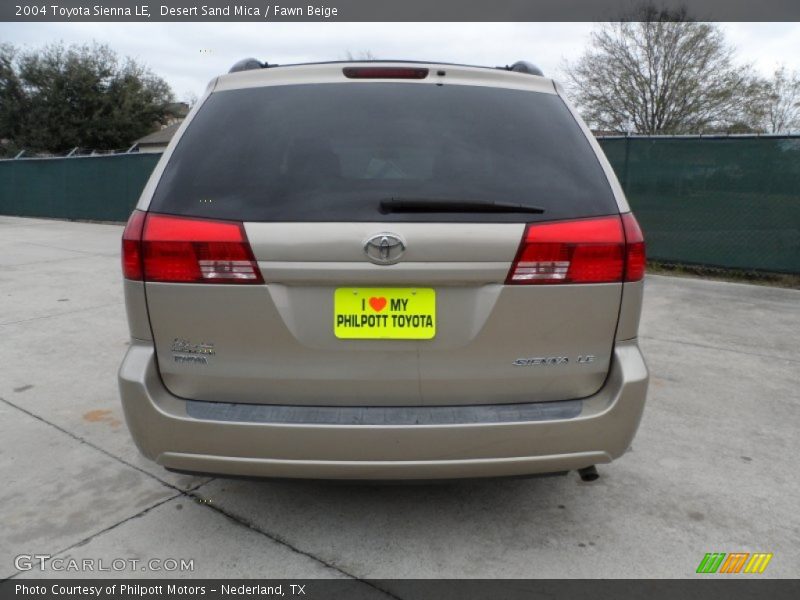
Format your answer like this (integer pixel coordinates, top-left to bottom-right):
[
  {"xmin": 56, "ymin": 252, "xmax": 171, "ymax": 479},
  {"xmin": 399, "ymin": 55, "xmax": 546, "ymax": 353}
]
[{"xmin": 14, "ymin": 584, "xmax": 306, "ymax": 596}]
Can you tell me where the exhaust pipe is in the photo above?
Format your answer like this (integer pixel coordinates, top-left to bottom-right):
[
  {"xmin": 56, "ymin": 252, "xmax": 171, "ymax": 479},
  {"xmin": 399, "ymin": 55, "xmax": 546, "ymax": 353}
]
[{"xmin": 578, "ymin": 465, "xmax": 599, "ymax": 482}]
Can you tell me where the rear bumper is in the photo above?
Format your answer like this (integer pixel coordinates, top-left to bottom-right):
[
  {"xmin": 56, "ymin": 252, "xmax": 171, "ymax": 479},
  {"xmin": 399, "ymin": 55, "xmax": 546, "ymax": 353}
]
[{"xmin": 118, "ymin": 340, "xmax": 648, "ymax": 480}]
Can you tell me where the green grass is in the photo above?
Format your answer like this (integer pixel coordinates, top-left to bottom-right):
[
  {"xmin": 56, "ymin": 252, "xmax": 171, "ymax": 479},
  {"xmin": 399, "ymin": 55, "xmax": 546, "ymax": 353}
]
[{"xmin": 647, "ymin": 261, "xmax": 800, "ymax": 289}]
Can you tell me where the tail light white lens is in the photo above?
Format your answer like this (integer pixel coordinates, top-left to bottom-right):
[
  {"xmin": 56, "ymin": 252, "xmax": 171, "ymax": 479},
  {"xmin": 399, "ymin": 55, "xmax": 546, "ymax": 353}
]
[
  {"xmin": 121, "ymin": 212, "xmax": 263, "ymax": 284},
  {"xmin": 507, "ymin": 215, "xmax": 645, "ymax": 284}
]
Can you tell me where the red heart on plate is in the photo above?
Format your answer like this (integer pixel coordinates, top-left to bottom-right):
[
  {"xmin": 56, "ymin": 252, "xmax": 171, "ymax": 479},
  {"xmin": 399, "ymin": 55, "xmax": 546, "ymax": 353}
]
[{"xmin": 369, "ymin": 297, "xmax": 387, "ymax": 312}]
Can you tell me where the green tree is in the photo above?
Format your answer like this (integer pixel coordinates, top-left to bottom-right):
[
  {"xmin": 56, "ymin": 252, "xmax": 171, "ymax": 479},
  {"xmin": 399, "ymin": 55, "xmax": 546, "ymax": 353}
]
[
  {"xmin": 0, "ymin": 44, "xmax": 25, "ymax": 155},
  {"xmin": 564, "ymin": 6, "xmax": 756, "ymax": 134},
  {"xmin": 0, "ymin": 42, "xmax": 174, "ymax": 155}
]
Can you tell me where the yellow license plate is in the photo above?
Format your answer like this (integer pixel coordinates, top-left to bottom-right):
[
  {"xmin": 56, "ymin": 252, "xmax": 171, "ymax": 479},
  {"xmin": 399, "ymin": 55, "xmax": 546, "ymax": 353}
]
[{"xmin": 334, "ymin": 288, "xmax": 436, "ymax": 339}]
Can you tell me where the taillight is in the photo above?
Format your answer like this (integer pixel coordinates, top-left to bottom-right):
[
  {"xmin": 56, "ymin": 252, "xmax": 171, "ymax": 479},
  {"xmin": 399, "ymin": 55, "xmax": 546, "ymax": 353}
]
[
  {"xmin": 507, "ymin": 214, "xmax": 645, "ymax": 284},
  {"xmin": 621, "ymin": 213, "xmax": 646, "ymax": 282},
  {"xmin": 121, "ymin": 210, "xmax": 146, "ymax": 280},
  {"xmin": 121, "ymin": 212, "xmax": 263, "ymax": 284},
  {"xmin": 343, "ymin": 67, "xmax": 429, "ymax": 79}
]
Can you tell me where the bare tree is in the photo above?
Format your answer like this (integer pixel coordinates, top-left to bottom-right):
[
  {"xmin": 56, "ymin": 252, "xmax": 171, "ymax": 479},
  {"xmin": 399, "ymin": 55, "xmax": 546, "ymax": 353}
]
[
  {"xmin": 345, "ymin": 50, "xmax": 377, "ymax": 61},
  {"xmin": 564, "ymin": 6, "xmax": 753, "ymax": 134},
  {"xmin": 182, "ymin": 91, "xmax": 199, "ymax": 108},
  {"xmin": 758, "ymin": 66, "xmax": 800, "ymax": 133}
]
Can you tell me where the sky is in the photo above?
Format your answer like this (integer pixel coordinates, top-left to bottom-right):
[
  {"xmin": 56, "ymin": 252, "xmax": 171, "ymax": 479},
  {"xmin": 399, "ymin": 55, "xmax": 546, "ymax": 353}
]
[{"xmin": 1, "ymin": 22, "xmax": 799, "ymax": 102}]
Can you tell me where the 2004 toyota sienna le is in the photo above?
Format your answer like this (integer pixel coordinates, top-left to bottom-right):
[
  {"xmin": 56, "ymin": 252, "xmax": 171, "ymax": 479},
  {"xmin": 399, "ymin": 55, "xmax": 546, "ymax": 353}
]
[{"xmin": 118, "ymin": 59, "xmax": 649, "ymax": 481}]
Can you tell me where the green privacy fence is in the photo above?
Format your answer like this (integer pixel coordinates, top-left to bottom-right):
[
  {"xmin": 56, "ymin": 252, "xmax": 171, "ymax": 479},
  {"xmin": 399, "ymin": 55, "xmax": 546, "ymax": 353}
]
[
  {"xmin": 599, "ymin": 135, "xmax": 800, "ymax": 274},
  {"xmin": 1, "ymin": 137, "xmax": 799, "ymax": 273},
  {"xmin": 0, "ymin": 153, "xmax": 161, "ymax": 222}
]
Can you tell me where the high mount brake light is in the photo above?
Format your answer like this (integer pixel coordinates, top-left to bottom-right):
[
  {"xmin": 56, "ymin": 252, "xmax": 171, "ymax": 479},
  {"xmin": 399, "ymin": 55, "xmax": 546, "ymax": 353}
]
[
  {"xmin": 343, "ymin": 67, "xmax": 429, "ymax": 79},
  {"xmin": 121, "ymin": 211, "xmax": 264, "ymax": 284},
  {"xmin": 506, "ymin": 214, "xmax": 646, "ymax": 284}
]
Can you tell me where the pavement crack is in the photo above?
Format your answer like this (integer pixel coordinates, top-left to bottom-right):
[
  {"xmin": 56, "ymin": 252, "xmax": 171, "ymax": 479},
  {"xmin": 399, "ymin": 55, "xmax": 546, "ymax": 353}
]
[
  {"xmin": 1, "ymin": 250, "xmax": 115, "ymax": 268},
  {"xmin": 0, "ymin": 397, "xmax": 400, "ymax": 596},
  {"xmin": 185, "ymin": 491, "xmax": 404, "ymax": 599},
  {"xmin": 0, "ymin": 396, "xmax": 204, "ymax": 493},
  {"xmin": 0, "ymin": 302, "xmax": 123, "ymax": 328},
  {"xmin": 4, "ymin": 493, "xmax": 183, "ymax": 580},
  {"xmin": 21, "ymin": 240, "xmax": 120, "ymax": 257}
]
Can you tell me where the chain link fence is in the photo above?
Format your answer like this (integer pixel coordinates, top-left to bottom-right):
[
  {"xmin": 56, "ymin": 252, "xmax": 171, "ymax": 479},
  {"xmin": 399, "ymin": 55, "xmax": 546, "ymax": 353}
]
[
  {"xmin": 599, "ymin": 135, "xmax": 800, "ymax": 274},
  {"xmin": 1, "ymin": 136, "xmax": 799, "ymax": 273},
  {"xmin": 0, "ymin": 152, "xmax": 160, "ymax": 222}
]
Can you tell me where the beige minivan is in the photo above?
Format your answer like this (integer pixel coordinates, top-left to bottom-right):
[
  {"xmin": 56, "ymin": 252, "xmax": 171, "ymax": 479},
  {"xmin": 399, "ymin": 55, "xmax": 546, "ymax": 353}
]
[{"xmin": 118, "ymin": 59, "xmax": 649, "ymax": 480}]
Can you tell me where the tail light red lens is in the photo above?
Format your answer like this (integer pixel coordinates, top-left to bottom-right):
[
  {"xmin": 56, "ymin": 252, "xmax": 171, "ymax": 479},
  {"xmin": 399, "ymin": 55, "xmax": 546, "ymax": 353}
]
[
  {"xmin": 507, "ymin": 214, "xmax": 646, "ymax": 284},
  {"xmin": 121, "ymin": 211, "xmax": 263, "ymax": 284},
  {"xmin": 121, "ymin": 210, "xmax": 146, "ymax": 280},
  {"xmin": 343, "ymin": 67, "xmax": 429, "ymax": 79},
  {"xmin": 621, "ymin": 213, "xmax": 646, "ymax": 282}
]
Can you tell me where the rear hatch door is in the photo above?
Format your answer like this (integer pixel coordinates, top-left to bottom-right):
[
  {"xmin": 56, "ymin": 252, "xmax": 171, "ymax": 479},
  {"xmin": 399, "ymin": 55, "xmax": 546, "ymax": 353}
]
[{"xmin": 141, "ymin": 73, "xmax": 623, "ymax": 406}]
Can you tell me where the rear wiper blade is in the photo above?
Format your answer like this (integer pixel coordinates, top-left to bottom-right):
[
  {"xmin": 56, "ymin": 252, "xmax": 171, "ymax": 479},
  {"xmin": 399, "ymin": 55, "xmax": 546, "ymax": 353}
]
[{"xmin": 379, "ymin": 197, "xmax": 545, "ymax": 215}]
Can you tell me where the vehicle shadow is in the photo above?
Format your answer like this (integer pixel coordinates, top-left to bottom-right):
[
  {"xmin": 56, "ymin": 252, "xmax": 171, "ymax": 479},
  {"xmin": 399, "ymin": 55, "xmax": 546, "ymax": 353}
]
[{"xmin": 190, "ymin": 471, "xmax": 600, "ymax": 578}]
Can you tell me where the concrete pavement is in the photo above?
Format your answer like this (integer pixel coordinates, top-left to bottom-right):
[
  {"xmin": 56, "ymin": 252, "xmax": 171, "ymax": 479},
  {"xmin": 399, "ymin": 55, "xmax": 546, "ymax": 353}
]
[{"xmin": 1, "ymin": 215, "xmax": 798, "ymax": 580}]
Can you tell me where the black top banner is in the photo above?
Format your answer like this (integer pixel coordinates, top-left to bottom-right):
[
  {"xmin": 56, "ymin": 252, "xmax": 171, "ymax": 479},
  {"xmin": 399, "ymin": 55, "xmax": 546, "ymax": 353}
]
[{"xmin": 3, "ymin": 0, "xmax": 800, "ymax": 22}]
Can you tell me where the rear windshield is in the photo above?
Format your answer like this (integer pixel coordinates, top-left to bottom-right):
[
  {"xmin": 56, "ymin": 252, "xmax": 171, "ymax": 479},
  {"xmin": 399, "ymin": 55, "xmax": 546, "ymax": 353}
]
[{"xmin": 150, "ymin": 82, "xmax": 617, "ymax": 222}]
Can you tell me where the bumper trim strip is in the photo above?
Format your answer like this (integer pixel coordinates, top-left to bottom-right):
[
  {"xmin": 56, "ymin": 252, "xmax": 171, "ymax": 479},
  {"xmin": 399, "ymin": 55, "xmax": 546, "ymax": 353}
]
[
  {"xmin": 185, "ymin": 398, "xmax": 583, "ymax": 425},
  {"xmin": 159, "ymin": 450, "xmax": 611, "ymax": 480}
]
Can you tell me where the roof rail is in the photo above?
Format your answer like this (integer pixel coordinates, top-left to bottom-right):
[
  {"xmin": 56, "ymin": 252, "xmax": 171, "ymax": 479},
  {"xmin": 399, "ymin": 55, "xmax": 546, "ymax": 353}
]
[
  {"xmin": 227, "ymin": 58, "xmax": 544, "ymax": 77},
  {"xmin": 504, "ymin": 61, "xmax": 544, "ymax": 76}
]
